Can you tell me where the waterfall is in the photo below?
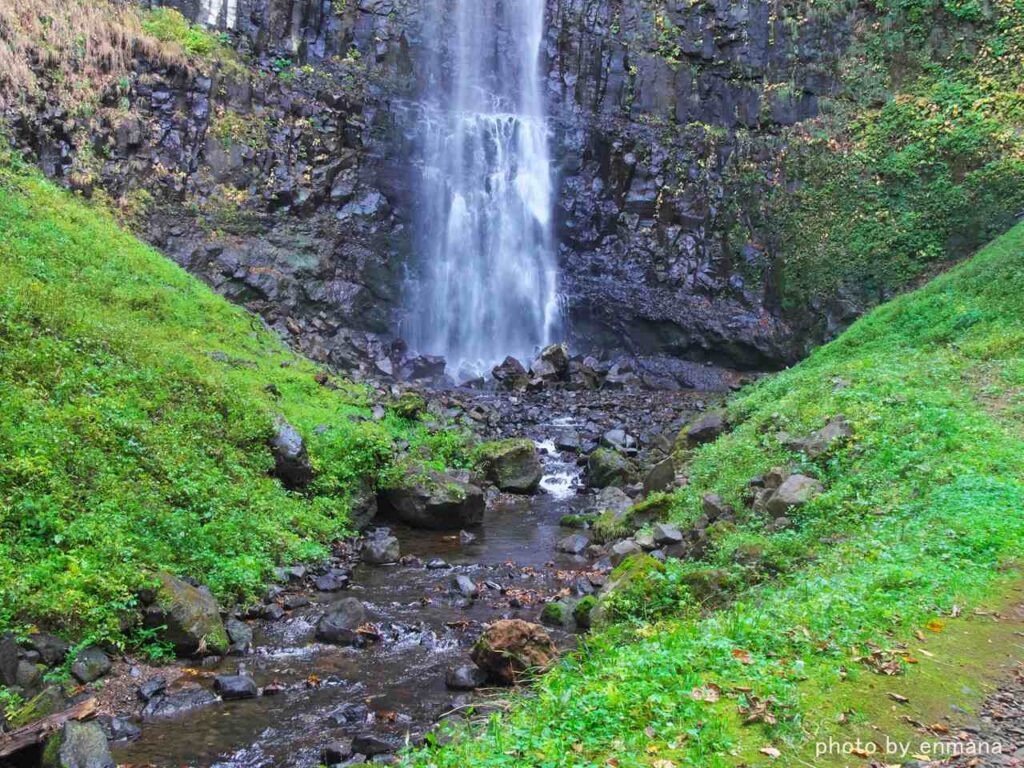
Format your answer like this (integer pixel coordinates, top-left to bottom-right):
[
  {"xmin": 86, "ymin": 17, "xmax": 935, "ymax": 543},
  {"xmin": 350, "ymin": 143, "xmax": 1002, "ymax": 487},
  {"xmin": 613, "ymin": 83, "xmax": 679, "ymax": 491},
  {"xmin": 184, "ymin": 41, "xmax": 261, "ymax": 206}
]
[{"xmin": 408, "ymin": 0, "xmax": 559, "ymax": 378}]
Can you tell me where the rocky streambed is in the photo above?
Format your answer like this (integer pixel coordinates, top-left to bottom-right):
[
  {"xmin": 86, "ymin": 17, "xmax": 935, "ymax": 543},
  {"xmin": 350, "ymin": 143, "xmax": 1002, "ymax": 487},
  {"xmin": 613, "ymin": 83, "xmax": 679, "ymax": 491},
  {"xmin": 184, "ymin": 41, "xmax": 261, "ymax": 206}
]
[{"xmin": 5, "ymin": 386, "xmax": 716, "ymax": 768}]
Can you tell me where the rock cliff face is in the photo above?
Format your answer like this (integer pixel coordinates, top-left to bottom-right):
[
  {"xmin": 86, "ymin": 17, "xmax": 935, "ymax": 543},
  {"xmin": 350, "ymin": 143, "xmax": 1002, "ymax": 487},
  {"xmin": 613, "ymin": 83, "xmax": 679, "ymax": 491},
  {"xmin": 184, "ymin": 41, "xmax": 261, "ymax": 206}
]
[{"xmin": 4, "ymin": 0, "xmax": 855, "ymax": 373}]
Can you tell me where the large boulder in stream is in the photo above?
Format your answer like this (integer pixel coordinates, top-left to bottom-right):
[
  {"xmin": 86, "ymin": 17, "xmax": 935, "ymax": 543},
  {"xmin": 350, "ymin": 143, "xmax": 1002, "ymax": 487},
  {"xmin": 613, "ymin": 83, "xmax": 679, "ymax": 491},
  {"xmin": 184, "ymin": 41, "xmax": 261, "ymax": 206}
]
[
  {"xmin": 315, "ymin": 597, "xmax": 367, "ymax": 645},
  {"xmin": 586, "ymin": 448, "xmax": 639, "ymax": 488},
  {"xmin": 475, "ymin": 439, "xmax": 543, "ymax": 494},
  {"xmin": 379, "ymin": 468, "xmax": 484, "ymax": 530},
  {"xmin": 142, "ymin": 572, "xmax": 229, "ymax": 657},
  {"xmin": 470, "ymin": 619, "xmax": 557, "ymax": 685},
  {"xmin": 491, "ymin": 356, "xmax": 529, "ymax": 390}
]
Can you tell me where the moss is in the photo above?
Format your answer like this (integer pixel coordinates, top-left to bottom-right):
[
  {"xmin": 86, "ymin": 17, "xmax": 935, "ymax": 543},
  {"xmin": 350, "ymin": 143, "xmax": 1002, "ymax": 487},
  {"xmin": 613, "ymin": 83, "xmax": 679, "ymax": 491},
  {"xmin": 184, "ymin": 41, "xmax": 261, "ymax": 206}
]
[
  {"xmin": 389, "ymin": 392, "xmax": 427, "ymax": 421},
  {"xmin": 573, "ymin": 596, "xmax": 597, "ymax": 629},
  {"xmin": 540, "ymin": 602, "xmax": 567, "ymax": 627},
  {"xmin": 0, "ymin": 157, "xmax": 447, "ymax": 643},
  {"xmin": 558, "ymin": 514, "xmax": 590, "ymax": 529}
]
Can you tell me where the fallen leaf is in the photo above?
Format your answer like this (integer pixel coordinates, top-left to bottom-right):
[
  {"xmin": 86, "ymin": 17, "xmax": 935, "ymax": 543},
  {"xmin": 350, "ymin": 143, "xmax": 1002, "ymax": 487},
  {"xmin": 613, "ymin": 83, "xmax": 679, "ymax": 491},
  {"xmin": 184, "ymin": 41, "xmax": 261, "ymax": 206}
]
[
  {"xmin": 759, "ymin": 746, "xmax": 781, "ymax": 759},
  {"xmin": 888, "ymin": 692, "xmax": 910, "ymax": 704},
  {"xmin": 925, "ymin": 619, "xmax": 945, "ymax": 632},
  {"xmin": 731, "ymin": 649, "xmax": 754, "ymax": 664}
]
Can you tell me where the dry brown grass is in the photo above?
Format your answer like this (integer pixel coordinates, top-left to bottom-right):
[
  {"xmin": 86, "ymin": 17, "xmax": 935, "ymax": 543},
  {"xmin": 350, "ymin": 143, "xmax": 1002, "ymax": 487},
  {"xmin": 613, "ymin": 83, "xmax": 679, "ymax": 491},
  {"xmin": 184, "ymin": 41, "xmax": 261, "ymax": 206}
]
[{"xmin": 0, "ymin": 0, "xmax": 187, "ymax": 107}]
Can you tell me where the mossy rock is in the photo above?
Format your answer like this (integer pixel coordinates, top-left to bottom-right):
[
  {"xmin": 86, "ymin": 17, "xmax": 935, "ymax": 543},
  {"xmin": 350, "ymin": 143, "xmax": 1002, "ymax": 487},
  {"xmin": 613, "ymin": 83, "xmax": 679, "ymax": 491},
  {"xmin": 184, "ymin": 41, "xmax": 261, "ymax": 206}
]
[
  {"xmin": 144, "ymin": 571, "xmax": 229, "ymax": 657},
  {"xmin": 474, "ymin": 438, "xmax": 543, "ymax": 494},
  {"xmin": 680, "ymin": 568, "xmax": 733, "ymax": 605},
  {"xmin": 592, "ymin": 493, "xmax": 673, "ymax": 543},
  {"xmin": 540, "ymin": 601, "xmax": 571, "ymax": 628},
  {"xmin": 586, "ymin": 448, "xmax": 639, "ymax": 488},
  {"xmin": 8, "ymin": 685, "xmax": 65, "ymax": 729},
  {"xmin": 559, "ymin": 514, "xmax": 590, "ymax": 529},
  {"xmin": 389, "ymin": 392, "xmax": 427, "ymax": 420},
  {"xmin": 573, "ymin": 596, "xmax": 597, "ymax": 629},
  {"xmin": 591, "ymin": 554, "xmax": 665, "ymax": 627}
]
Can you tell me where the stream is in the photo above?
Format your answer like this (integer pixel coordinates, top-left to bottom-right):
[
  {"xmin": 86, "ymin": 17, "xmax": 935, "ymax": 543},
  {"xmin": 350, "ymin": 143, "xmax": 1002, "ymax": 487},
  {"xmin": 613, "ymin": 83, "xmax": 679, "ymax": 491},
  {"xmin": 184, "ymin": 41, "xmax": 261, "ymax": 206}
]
[{"xmin": 110, "ymin": 391, "xmax": 708, "ymax": 767}]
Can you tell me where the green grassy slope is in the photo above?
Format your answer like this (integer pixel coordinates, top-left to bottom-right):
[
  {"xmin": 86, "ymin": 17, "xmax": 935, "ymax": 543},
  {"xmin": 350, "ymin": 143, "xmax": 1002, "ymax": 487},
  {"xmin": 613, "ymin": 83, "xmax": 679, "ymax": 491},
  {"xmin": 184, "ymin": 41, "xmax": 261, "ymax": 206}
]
[
  {"xmin": 0, "ymin": 159, "xmax": 463, "ymax": 645},
  {"xmin": 413, "ymin": 223, "xmax": 1024, "ymax": 766}
]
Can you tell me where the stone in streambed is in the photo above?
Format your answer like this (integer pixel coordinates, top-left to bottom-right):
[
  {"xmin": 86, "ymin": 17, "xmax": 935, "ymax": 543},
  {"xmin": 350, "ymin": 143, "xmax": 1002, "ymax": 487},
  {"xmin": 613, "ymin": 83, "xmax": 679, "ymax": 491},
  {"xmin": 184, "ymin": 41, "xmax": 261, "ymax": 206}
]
[
  {"xmin": 352, "ymin": 732, "xmax": 400, "ymax": 756},
  {"xmin": 445, "ymin": 664, "xmax": 487, "ymax": 691},
  {"xmin": 362, "ymin": 533, "xmax": 400, "ymax": 564},
  {"xmin": 316, "ymin": 597, "xmax": 367, "ymax": 646},
  {"xmin": 141, "ymin": 687, "xmax": 218, "ymax": 720},
  {"xmin": 214, "ymin": 674, "xmax": 258, "ymax": 700},
  {"xmin": 451, "ymin": 575, "xmax": 479, "ymax": 598},
  {"xmin": 556, "ymin": 533, "xmax": 590, "ymax": 555},
  {"xmin": 470, "ymin": 620, "xmax": 557, "ymax": 685},
  {"xmin": 42, "ymin": 720, "xmax": 115, "ymax": 768},
  {"xmin": 492, "ymin": 356, "xmax": 529, "ymax": 391},
  {"xmin": 97, "ymin": 714, "xmax": 141, "ymax": 742},
  {"xmin": 27, "ymin": 633, "xmax": 70, "ymax": 667},
  {"xmin": 379, "ymin": 468, "xmax": 484, "ymax": 530},
  {"xmin": 475, "ymin": 439, "xmax": 543, "ymax": 493},
  {"xmin": 321, "ymin": 739, "xmax": 354, "ymax": 765}
]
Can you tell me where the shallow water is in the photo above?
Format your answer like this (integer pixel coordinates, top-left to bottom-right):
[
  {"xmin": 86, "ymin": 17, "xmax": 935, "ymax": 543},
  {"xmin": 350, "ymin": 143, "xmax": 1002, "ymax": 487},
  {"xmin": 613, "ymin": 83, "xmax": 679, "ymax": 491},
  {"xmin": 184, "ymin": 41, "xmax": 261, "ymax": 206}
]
[{"xmin": 112, "ymin": 450, "xmax": 587, "ymax": 767}]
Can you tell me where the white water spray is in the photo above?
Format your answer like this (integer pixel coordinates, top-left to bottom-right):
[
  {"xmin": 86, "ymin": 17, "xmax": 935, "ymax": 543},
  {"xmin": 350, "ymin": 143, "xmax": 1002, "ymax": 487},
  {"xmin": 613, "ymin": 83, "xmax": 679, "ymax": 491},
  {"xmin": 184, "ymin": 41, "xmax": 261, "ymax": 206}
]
[{"xmin": 408, "ymin": 0, "xmax": 560, "ymax": 376}]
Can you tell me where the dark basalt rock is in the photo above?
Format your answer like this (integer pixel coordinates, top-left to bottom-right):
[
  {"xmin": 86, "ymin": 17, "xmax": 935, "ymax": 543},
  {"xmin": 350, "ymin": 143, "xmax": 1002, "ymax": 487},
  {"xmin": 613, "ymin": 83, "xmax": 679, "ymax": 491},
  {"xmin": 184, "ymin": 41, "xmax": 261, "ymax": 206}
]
[
  {"xmin": 379, "ymin": 469, "xmax": 485, "ymax": 530},
  {"xmin": 315, "ymin": 598, "xmax": 367, "ymax": 646},
  {"xmin": 213, "ymin": 674, "xmax": 259, "ymax": 700},
  {"xmin": 143, "ymin": 572, "xmax": 229, "ymax": 657},
  {"xmin": 445, "ymin": 664, "xmax": 488, "ymax": 691},
  {"xmin": 70, "ymin": 646, "xmax": 111, "ymax": 684},
  {"xmin": 44, "ymin": 721, "xmax": 115, "ymax": 768},
  {"xmin": 269, "ymin": 417, "xmax": 314, "ymax": 490},
  {"xmin": 142, "ymin": 687, "xmax": 218, "ymax": 720}
]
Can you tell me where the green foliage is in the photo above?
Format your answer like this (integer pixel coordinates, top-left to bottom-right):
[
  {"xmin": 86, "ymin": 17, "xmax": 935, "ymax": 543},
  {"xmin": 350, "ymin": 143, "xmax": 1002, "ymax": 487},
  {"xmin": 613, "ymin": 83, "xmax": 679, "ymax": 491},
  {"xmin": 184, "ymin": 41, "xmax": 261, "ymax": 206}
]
[
  {"xmin": 728, "ymin": 0, "xmax": 1024, "ymax": 315},
  {"xmin": 0, "ymin": 157, "xmax": 442, "ymax": 644},
  {"xmin": 409, "ymin": 223, "xmax": 1024, "ymax": 766},
  {"xmin": 141, "ymin": 7, "xmax": 219, "ymax": 58}
]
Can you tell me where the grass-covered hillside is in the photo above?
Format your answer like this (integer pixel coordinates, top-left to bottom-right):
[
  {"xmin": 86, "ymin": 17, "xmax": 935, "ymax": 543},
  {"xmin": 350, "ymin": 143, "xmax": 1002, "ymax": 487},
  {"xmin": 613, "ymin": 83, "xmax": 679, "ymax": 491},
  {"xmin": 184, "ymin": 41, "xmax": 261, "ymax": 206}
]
[
  {"xmin": 414, "ymin": 222, "xmax": 1024, "ymax": 766},
  {"xmin": 0, "ymin": 157, "xmax": 463, "ymax": 646}
]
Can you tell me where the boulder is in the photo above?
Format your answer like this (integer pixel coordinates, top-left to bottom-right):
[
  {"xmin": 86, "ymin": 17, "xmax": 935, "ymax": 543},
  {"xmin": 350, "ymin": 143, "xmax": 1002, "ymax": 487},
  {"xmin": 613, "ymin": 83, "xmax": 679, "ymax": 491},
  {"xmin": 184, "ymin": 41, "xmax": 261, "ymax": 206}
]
[
  {"xmin": 225, "ymin": 618, "xmax": 253, "ymax": 655},
  {"xmin": 144, "ymin": 572, "xmax": 229, "ymax": 657},
  {"xmin": 470, "ymin": 620, "xmax": 557, "ymax": 685},
  {"xmin": 351, "ymin": 733, "xmax": 399, "ymax": 756},
  {"xmin": 764, "ymin": 474, "xmax": 824, "ymax": 516},
  {"xmin": 361, "ymin": 533, "xmax": 400, "ymax": 564},
  {"xmin": 701, "ymin": 493, "xmax": 734, "ymax": 519},
  {"xmin": 678, "ymin": 410, "xmax": 727, "ymax": 449},
  {"xmin": 97, "ymin": 715, "xmax": 141, "ymax": 743},
  {"xmin": 586, "ymin": 448, "xmax": 639, "ymax": 488},
  {"xmin": 491, "ymin": 356, "xmax": 529, "ymax": 390},
  {"xmin": 609, "ymin": 539, "xmax": 643, "ymax": 565},
  {"xmin": 27, "ymin": 633, "xmax": 70, "ymax": 667},
  {"xmin": 380, "ymin": 468, "xmax": 485, "ymax": 530},
  {"xmin": 540, "ymin": 600, "xmax": 574, "ymax": 628},
  {"xmin": 70, "ymin": 647, "xmax": 110, "ymax": 684},
  {"xmin": 475, "ymin": 439, "xmax": 543, "ymax": 494},
  {"xmin": 780, "ymin": 415, "xmax": 853, "ymax": 458},
  {"xmin": 213, "ymin": 674, "xmax": 258, "ymax": 700},
  {"xmin": 652, "ymin": 523, "xmax": 683, "ymax": 546},
  {"xmin": 141, "ymin": 688, "xmax": 218, "ymax": 720},
  {"xmin": 42, "ymin": 720, "xmax": 114, "ymax": 768},
  {"xmin": 315, "ymin": 598, "xmax": 367, "ymax": 645},
  {"xmin": 16, "ymin": 660, "xmax": 43, "ymax": 690},
  {"xmin": 445, "ymin": 664, "xmax": 488, "ymax": 691},
  {"xmin": 643, "ymin": 459, "xmax": 675, "ymax": 495},
  {"xmin": 269, "ymin": 417, "xmax": 313, "ymax": 490},
  {"xmin": 535, "ymin": 343, "xmax": 570, "ymax": 378},
  {"xmin": 600, "ymin": 428, "xmax": 637, "ymax": 454},
  {"xmin": 321, "ymin": 739, "xmax": 354, "ymax": 765},
  {"xmin": 556, "ymin": 533, "xmax": 590, "ymax": 555},
  {"xmin": 451, "ymin": 575, "xmax": 479, "ymax": 598},
  {"xmin": 591, "ymin": 554, "xmax": 664, "ymax": 626}
]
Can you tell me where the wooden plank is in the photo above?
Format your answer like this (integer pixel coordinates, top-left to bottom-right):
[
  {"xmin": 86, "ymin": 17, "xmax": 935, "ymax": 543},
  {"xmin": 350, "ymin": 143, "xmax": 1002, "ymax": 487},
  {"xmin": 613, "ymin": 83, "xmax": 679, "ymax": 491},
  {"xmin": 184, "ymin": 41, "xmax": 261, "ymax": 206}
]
[{"xmin": 0, "ymin": 697, "xmax": 98, "ymax": 758}]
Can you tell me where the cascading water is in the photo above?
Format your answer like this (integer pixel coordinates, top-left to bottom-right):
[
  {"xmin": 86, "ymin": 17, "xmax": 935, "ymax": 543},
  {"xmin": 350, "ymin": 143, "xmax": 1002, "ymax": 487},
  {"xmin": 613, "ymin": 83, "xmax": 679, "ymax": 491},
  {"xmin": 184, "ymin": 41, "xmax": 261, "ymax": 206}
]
[{"xmin": 407, "ymin": 0, "xmax": 560, "ymax": 377}]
